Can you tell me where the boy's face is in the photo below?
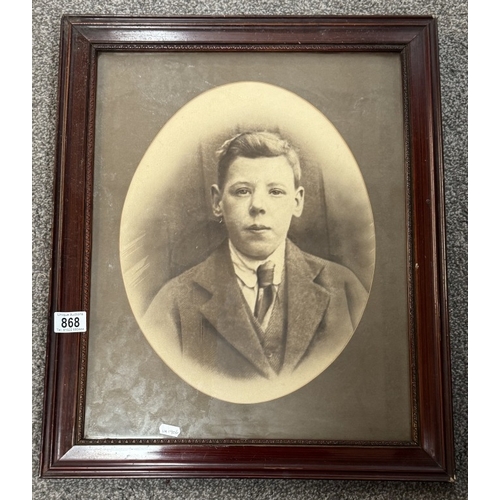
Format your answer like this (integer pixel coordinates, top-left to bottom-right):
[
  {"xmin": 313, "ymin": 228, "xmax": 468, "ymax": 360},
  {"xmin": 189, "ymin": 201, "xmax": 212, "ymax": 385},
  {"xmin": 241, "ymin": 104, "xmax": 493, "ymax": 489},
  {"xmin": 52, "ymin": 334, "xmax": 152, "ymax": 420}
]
[{"xmin": 211, "ymin": 155, "xmax": 304, "ymax": 260}]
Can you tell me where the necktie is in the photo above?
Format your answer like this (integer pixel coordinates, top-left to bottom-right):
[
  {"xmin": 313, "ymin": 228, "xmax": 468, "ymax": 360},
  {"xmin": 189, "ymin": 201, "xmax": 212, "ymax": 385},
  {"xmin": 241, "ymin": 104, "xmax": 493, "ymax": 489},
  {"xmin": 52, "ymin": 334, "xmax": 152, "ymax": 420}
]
[{"xmin": 254, "ymin": 261, "xmax": 275, "ymax": 324}]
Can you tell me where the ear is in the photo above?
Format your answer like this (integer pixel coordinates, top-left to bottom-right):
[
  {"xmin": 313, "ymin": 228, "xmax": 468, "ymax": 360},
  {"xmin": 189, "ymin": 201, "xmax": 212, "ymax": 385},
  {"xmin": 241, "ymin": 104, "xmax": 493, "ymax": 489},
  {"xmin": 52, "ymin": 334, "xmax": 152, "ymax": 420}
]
[
  {"xmin": 293, "ymin": 186, "xmax": 305, "ymax": 218},
  {"xmin": 211, "ymin": 184, "xmax": 223, "ymax": 217}
]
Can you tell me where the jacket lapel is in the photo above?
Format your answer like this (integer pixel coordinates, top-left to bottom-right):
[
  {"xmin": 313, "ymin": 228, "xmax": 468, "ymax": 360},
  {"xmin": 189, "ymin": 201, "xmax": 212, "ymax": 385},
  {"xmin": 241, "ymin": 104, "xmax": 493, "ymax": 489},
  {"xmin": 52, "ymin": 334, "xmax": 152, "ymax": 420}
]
[
  {"xmin": 191, "ymin": 243, "xmax": 275, "ymax": 378},
  {"xmin": 283, "ymin": 241, "xmax": 331, "ymax": 372}
]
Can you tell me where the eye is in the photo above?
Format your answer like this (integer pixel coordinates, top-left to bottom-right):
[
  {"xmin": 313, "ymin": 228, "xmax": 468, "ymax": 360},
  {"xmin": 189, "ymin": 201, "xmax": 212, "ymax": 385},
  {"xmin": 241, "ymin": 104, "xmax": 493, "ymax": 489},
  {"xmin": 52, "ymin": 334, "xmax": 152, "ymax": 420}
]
[
  {"xmin": 269, "ymin": 188, "xmax": 286, "ymax": 196},
  {"xmin": 234, "ymin": 187, "xmax": 251, "ymax": 196}
]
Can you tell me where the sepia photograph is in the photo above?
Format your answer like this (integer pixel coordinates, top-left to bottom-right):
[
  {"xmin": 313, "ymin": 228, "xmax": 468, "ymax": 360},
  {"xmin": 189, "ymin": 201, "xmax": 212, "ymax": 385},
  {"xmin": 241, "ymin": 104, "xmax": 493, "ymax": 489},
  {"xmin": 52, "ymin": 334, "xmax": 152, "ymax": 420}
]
[
  {"xmin": 121, "ymin": 82, "xmax": 375, "ymax": 403},
  {"xmin": 85, "ymin": 51, "xmax": 410, "ymax": 440}
]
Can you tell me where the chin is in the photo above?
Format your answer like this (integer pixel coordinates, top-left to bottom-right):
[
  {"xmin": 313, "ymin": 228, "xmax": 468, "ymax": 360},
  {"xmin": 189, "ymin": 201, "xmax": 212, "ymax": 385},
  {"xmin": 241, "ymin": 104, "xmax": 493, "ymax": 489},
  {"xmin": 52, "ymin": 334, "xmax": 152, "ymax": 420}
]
[{"xmin": 242, "ymin": 246, "xmax": 275, "ymax": 260}]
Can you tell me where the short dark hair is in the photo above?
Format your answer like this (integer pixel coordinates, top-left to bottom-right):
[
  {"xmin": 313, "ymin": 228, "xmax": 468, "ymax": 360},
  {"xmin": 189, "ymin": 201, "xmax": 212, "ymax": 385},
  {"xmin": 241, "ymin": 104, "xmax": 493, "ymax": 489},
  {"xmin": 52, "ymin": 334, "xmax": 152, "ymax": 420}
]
[{"xmin": 216, "ymin": 131, "xmax": 301, "ymax": 189}]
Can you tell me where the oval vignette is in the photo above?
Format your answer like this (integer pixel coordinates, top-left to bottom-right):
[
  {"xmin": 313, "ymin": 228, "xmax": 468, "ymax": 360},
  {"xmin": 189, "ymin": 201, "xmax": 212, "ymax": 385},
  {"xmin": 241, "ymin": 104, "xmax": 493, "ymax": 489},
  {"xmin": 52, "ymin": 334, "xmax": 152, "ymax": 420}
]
[{"xmin": 120, "ymin": 81, "xmax": 375, "ymax": 404}]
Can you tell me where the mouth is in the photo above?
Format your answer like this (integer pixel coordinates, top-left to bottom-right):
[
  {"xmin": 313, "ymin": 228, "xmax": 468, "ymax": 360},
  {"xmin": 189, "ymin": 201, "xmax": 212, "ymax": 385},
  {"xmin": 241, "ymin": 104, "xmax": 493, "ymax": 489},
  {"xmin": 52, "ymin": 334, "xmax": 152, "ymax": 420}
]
[{"xmin": 246, "ymin": 224, "xmax": 271, "ymax": 232}]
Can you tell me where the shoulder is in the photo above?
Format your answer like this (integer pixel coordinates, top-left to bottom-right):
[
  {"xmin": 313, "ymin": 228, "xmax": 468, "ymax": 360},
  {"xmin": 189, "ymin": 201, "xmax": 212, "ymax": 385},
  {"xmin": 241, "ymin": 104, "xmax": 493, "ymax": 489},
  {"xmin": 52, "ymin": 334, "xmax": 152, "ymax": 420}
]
[
  {"xmin": 297, "ymin": 248, "xmax": 369, "ymax": 327},
  {"xmin": 149, "ymin": 255, "xmax": 215, "ymax": 302},
  {"xmin": 145, "ymin": 243, "xmax": 229, "ymax": 313},
  {"xmin": 291, "ymin": 244, "xmax": 366, "ymax": 291},
  {"xmin": 306, "ymin": 251, "xmax": 358, "ymax": 279}
]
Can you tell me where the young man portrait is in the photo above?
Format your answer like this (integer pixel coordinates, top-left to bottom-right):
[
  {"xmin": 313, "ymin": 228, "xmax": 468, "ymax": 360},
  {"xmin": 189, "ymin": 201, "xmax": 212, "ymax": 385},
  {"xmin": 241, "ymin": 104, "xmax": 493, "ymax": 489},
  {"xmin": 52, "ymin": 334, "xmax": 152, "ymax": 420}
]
[{"xmin": 143, "ymin": 131, "xmax": 368, "ymax": 382}]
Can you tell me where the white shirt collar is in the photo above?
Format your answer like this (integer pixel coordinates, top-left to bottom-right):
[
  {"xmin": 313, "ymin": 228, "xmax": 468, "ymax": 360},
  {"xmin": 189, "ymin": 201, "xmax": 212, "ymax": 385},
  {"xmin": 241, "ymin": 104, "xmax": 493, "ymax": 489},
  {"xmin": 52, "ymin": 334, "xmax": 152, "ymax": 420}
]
[{"xmin": 228, "ymin": 240, "xmax": 285, "ymax": 289}]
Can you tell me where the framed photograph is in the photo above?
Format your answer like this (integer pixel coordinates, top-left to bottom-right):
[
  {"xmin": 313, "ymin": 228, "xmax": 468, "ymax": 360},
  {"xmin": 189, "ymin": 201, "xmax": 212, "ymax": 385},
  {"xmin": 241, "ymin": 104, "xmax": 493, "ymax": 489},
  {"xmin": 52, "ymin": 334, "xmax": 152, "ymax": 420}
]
[{"xmin": 40, "ymin": 15, "xmax": 455, "ymax": 480}]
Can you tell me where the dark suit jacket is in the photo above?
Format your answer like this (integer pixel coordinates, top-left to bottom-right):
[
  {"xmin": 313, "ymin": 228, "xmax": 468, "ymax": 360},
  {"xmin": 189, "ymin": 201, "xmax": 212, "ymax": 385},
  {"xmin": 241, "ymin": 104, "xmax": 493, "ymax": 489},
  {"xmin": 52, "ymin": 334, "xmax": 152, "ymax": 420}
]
[{"xmin": 142, "ymin": 239, "xmax": 368, "ymax": 381}]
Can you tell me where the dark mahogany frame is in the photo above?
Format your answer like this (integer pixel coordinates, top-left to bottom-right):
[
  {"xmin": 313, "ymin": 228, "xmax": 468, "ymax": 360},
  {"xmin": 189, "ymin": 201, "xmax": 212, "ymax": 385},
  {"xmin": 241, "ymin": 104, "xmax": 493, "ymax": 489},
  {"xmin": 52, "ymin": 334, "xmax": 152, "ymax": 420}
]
[{"xmin": 40, "ymin": 15, "xmax": 455, "ymax": 481}]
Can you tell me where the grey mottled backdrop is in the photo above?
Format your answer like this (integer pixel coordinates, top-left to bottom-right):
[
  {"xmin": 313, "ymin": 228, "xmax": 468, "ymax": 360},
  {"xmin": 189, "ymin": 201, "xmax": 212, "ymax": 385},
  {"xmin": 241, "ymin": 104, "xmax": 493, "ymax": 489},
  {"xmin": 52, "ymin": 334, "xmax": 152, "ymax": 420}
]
[{"xmin": 32, "ymin": 1, "xmax": 467, "ymax": 498}]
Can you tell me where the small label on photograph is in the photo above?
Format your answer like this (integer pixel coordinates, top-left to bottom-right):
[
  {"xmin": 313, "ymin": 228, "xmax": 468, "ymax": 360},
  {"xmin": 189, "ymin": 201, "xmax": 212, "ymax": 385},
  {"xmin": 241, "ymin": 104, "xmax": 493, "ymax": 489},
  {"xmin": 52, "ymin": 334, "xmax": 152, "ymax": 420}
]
[
  {"xmin": 159, "ymin": 424, "xmax": 181, "ymax": 437},
  {"xmin": 54, "ymin": 311, "xmax": 87, "ymax": 333}
]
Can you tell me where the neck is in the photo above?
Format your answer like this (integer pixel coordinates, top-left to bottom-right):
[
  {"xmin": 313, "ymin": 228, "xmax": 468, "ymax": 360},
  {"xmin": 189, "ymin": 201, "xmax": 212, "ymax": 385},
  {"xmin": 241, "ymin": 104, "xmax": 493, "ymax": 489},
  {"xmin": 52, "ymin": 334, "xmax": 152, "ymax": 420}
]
[{"xmin": 229, "ymin": 240, "xmax": 286, "ymax": 267}]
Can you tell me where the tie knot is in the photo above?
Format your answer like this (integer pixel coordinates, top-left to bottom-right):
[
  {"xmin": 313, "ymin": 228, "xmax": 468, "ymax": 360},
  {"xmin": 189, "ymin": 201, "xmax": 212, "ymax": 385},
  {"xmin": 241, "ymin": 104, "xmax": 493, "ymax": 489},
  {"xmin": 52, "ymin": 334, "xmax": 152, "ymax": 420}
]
[{"xmin": 257, "ymin": 261, "xmax": 274, "ymax": 288}]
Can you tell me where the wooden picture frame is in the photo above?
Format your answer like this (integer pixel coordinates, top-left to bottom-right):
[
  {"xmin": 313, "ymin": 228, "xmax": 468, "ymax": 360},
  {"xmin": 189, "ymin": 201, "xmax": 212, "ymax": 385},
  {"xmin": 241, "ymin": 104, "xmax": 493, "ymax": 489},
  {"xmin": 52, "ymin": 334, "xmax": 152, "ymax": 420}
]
[{"xmin": 40, "ymin": 15, "xmax": 455, "ymax": 481}]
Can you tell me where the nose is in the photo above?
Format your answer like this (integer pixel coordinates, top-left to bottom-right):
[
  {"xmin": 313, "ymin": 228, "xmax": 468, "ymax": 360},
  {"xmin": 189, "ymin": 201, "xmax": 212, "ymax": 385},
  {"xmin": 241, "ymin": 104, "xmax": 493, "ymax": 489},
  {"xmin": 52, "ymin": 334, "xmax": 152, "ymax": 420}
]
[{"xmin": 249, "ymin": 190, "xmax": 266, "ymax": 215}]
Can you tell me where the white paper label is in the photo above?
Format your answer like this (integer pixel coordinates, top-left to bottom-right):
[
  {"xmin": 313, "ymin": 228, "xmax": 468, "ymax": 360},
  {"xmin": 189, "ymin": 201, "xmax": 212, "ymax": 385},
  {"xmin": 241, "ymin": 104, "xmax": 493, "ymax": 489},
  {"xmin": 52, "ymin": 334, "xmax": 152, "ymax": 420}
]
[
  {"xmin": 159, "ymin": 424, "xmax": 181, "ymax": 437},
  {"xmin": 54, "ymin": 311, "xmax": 87, "ymax": 333}
]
